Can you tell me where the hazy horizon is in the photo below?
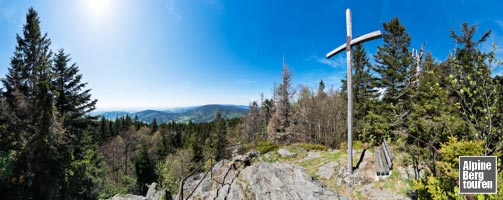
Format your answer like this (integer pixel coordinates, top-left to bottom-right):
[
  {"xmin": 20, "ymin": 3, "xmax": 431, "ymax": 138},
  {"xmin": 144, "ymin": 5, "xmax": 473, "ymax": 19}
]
[{"xmin": 92, "ymin": 103, "xmax": 248, "ymax": 112}]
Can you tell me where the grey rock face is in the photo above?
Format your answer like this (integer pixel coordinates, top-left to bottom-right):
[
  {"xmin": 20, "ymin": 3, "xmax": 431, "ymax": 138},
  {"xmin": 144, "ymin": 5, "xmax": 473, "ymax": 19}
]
[
  {"xmin": 277, "ymin": 148, "xmax": 296, "ymax": 157},
  {"xmin": 317, "ymin": 161, "xmax": 338, "ymax": 179},
  {"xmin": 301, "ymin": 151, "xmax": 321, "ymax": 162},
  {"xmin": 109, "ymin": 194, "xmax": 147, "ymax": 200},
  {"xmin": 109, "ymin": 183, "xmax": 167, "ymax": 200},
  {"xmin": 187, "ymin": 162, "xmax": 342, "ymax": 200}
]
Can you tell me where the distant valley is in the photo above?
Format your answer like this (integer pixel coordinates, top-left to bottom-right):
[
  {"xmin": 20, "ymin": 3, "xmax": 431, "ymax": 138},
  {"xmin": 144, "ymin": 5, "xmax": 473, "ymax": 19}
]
[{"xmin": 91, "ymin": 104, "xmax": 249, "ymax": 123}]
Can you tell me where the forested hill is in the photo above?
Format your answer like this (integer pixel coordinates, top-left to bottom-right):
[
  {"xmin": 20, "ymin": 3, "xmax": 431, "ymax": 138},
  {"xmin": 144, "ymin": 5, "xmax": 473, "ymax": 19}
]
[{"xmin": 92, "ymin": 104, "xmax": 249, "ymax": 123}]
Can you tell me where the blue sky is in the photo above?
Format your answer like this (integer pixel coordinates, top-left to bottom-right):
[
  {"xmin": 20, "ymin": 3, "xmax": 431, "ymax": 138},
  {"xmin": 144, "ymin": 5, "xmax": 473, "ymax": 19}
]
[{"xmin": 0, "ymin": 0, "xmax": 502, "ymax": 110}]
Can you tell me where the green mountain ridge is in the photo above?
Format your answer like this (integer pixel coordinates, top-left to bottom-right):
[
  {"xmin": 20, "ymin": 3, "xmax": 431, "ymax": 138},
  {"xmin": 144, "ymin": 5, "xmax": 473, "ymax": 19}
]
[{"xmin": 93, "ymin": 104, "xmax": 249, "ymax": 123}]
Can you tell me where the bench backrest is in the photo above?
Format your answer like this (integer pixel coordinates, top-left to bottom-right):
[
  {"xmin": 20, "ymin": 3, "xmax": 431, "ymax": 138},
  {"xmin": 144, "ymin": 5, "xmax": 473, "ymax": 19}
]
[{"xmin": 382, "ymin": 139, "xmax": 393, "ymax": 160}]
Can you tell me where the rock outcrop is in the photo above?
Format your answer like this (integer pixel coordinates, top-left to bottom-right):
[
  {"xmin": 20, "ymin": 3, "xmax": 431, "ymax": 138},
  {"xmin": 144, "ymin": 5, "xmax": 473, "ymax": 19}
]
[
  {"xmin": 109, "ymin": 183, "xmax": 169, "ymax": 200},
  {"xmin": 185, "ymin": 160, "xmax": 343, "ymax": 200}
]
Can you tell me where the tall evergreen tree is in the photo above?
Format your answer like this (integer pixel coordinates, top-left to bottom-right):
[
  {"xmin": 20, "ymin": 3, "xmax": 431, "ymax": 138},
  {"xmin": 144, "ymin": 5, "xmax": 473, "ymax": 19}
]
[
  {"xmin": 100, "ymin": 116, "xmax": 110, "ymax": 142},
  {"xmin": 0, "ymin": 8, "xmax": 68, "ymax": 199},
  {"xmin": 52, "ymin": 49, "xmax": 97, "ymax": 123},
  {"xmin": 277, "ymin": 63, "xmax": 292, "ymax": 132},
  {"xmin": 342, "ymin": 44, "xmax": 378, "ymax": 120},
  {"xmin": 373, "ymin": 17, "xmax": 413, "ymax": 135},
  {"xmin": 52, "ymin": 46, "xmax": 101, "ymax": 200},
  {"xmin": 374, "ymin": 17, "xmax": 412, "ymax": 102},
  {"xmin": 341, "ymin": 44, "xmax": 379, "ymax": 142},
  {"xmin": 151, "ymin": 118, "xmax": 158, "ymax": 134},
  {"xmin": 212, "ymin": 112, "xmax": 228, "ymax": 161},
  {"xmin": 135, "ymin": 145, "xmax": 157, "ymax": 195}
]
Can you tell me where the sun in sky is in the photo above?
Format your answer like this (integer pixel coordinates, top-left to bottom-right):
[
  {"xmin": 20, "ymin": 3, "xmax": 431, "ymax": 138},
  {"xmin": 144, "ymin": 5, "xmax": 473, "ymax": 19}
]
[
  {"xmin": 83, "ymin": 0, "xmax": 110, "ymax": 17},
  {"xmin": 0, "ymin": 0, "xmax": 502, "ymax": 110}
]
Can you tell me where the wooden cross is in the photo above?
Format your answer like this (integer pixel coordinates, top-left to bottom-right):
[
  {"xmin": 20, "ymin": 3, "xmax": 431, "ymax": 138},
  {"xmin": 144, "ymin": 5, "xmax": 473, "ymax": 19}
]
[{"xmin": 325, "ymin": 8, "xmax": 382, "ymax": 174}]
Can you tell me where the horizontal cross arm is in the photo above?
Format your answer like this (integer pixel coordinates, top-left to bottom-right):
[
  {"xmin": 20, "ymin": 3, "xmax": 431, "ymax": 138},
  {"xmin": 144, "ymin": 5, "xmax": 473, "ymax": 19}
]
[{"xmin": 326, "ymin": 30, "xmax": 382, "ymax": 59}]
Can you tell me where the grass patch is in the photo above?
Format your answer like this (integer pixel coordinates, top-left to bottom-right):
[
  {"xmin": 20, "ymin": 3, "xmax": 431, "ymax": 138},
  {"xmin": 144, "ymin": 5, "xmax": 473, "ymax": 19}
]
[
  {"xmin": 298, "ymin": 157, "xmax": 325, "ymax": 176},
  {"xmin": 256, "ymin": 141, "xmax": 278, "ymax": 154},
  {"xmin": 298, "ymin": 143, "xmax": 328, "ymax": 151},
  {"xmin": 238, "ymin": 140, "xmax": 278, "ymax": 155}
]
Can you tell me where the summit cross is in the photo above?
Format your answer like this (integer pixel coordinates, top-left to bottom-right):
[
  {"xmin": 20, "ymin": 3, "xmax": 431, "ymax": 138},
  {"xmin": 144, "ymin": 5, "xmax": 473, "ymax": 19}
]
[{"xmin": 325, "ymin": 8, "xmax": 382, "ymax": 174}]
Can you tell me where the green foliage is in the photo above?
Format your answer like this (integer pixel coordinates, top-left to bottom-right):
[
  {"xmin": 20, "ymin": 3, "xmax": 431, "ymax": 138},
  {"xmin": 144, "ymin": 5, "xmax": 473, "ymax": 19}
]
[
  {"xmin": 255, "ymin": 140, "xmax": 278, "ymax": 154},
  {"xmin": 135, "ymin": 145, "xmax": 157, "ymax": 195},
  {"xmin": 373, "ymin": 17, "xmax": 413, "ymax": 136},
  {"xmin": 203, "ymin": 158, "xmax": 217, "ymax": 172},
  {"xmin": 0, "ymin": 151, "xmax": 15, "ymax": 178},
  {"xmin": 212, "ymin": 112, "xmax": 229, "ymax": 161},
  {"xmin": 413, "ymin": 137, "xmax": 485, "ymax": 200},
  {"xmin": 157, "ymin": 149, "xmax": 194, "ymax": 193},
  {"xmin": 299, "ymin": 143, "xmax": 328, "ymax": 151}
]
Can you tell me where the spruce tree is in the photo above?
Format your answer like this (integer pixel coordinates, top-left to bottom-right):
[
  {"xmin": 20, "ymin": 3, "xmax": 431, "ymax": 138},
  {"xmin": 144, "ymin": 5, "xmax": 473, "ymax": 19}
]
[
  {"xmin": 100, "ymin": 116, "xmax": 109, "ymax": 142},
  {"xmin": 52, "ymin": 49, "xmax": 97, "ymax": 122},
  {"xmin": 341, "ymin": 44, "xmax": 378, "ymax": 121},
  {"xmin": 341, "ymin": 44, "xmax": 379, "ymax": 142},
  {"xmin": 135, "ymin": 145, "xmax": 157, "ymax": 195},
  {"xmin": 151, "ymin": 118, "xmax": 158, "ymax": 134},
  {"xmin": 212, "ymin": 112, "xmax": 228, "ymax": 161},
  {"xmin": 52, "ymin": 47, "xmax": 101, "ymax": 200},
  {"xmin": 374, "ymin": 17, "xmax": 412, "ymax": 102},
  {"xmin": 373, "ymin": 17, "xmax": 413, "ymax": 135},
  {"xmin": 0, "ymin": 8, "xmax": 68, "ymax": 199},
  {"xmin": 276, "ymin": 63, "xmax": 292, "ymax": 132}
]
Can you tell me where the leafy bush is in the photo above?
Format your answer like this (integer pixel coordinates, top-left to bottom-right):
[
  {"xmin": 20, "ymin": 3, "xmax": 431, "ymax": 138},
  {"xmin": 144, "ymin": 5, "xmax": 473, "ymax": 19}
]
[
  {"xmin": 0, "ymin": 150, "xmax": 15, "ymax": 178},
  {"xmin": 413, "ymin": 137, "xmax": 494, "ymax": 200},
  {"xmin": 157, "ymin": 149, "xmax": 194, "ymax": 192},
  {"xmin": 203, "ymin": 158, "xmax": 216, "ymax": 172},
  {"xmin": 256, "ymin": 141, "xmax": 277, "ymax": 154},
  {"xmin": 352, "ymin": 140, "xmax": 364, "ymax": 150},
  {"xmin": 299, "ymin": 143, "xmax": 328, "ymax": 151},
  {"xmin": 98, "ymin": 180, "xmax": 127, "ymax": 199}
]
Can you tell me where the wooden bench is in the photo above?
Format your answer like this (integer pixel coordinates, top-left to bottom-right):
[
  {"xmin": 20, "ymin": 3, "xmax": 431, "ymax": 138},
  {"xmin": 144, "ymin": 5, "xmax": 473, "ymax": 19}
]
[{"xmin": 374, "ymin": 139, "xmax": 394, "ymax": 179}]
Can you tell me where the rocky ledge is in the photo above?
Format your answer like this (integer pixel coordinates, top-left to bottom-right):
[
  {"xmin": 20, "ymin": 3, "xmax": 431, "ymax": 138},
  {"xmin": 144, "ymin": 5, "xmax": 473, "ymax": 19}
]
[{"xmin": 184, "ymin": 160, "xmax": 343, "ymax": 200}]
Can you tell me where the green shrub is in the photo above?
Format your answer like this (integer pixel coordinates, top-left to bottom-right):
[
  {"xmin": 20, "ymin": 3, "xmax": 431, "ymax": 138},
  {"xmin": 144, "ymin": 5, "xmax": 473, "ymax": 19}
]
[
  {"xmin": 203, "ymin": 158, "xmax": 216, "ymax": 172},
  {"xmin": 339, "ymin": 141, "xmax": 347, "ymax": 151},
  {"xmin": 413, "ymin": 137, "xmax": 490, "ymax": 200},
  {"xmin": 299, "ymin": 143, "xmax": 328, "ymax": 151},
  {"xmin": 256, "ymin": 141, "xmax": 277, "ymax": 154},
  {"xmin": 352, "ymin": 140, "xmax": 364, "ymax": 150}
]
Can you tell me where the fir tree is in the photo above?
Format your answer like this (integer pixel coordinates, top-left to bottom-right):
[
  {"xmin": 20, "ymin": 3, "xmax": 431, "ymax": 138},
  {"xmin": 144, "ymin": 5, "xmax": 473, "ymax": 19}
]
[
  {"xmin": 151, "ymin": 118, "xmax": 158, "ymax": 134},
  {"xmin": 212, "ymin": 112, "xmax": 228, "ymax": 161},
  {"xmin": 0, "ymin": 8, "xmax": 67, "ymax": 199},
  {"xmin": 373, "ymin": 17, "xmax": 413, "ymax": 135},
  {"xmin": 52, "ymin": 49, "xmax": 97, "ymax": 122},
  {"xmin": 374, "ymin": 17, "xmax": 412, "ymax": 102},
  {"xmin": 135, "ymin": 145, "xmax": 157, "ymax": 195}
]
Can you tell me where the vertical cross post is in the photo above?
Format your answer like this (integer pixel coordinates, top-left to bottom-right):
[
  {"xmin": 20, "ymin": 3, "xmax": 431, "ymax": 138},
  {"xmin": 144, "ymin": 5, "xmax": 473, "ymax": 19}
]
[
  {"xmin": 345, "ymin": 9, "xmax": 353, "ymax": 174},
  {"xmin": 325, "ymin": 8, "xmax": 382, "ymax": 174}
]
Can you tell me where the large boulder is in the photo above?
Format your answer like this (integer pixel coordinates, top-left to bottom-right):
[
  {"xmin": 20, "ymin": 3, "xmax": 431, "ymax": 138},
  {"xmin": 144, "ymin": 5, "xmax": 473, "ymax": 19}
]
[
  {"xmin": 187, "ymin": 162, "xmax": 343, "ymax": 200},
  {"xmin": 277, "ymin": 148, "xmax": 296, "ymax": 157},
  {"xmin": 317, "ymin": 161, "xmax": 338, "ymax": 179},
  {"xmin": 109, "ymin": 194, "xmax": 147, "ymax": 200},
  {"xmin": 109, "ymin": 183, "xmax": 168, "ymax": 200}
]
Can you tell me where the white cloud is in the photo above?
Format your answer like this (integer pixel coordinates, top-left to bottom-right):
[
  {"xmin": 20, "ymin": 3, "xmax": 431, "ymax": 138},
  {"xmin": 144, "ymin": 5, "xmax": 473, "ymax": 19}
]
[
  {"xmin": 236, "ymin": 79, "xmax": 257, "ymax": 85},
  {"xmin": 317, "ymin": 55, "xmax": 347, "ymax": 68}
]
